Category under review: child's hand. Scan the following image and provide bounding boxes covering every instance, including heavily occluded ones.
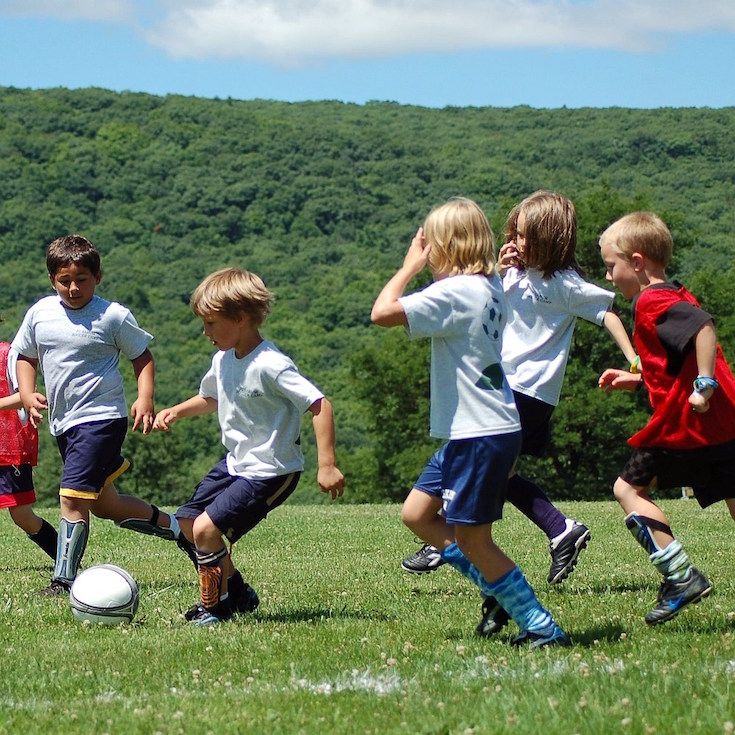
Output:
[497,241,521,276]
[317,464,345,500]
[401,227,431,276]
[130,397,155,434]
[25,392,47,428]
[688,389,711,413]
[598,369,642,392]
[152,407,178,432]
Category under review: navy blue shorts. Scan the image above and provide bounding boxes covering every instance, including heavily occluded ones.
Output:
[513,391,554,457]
[56,418,129,499]
[620,438,735,508]
[177,458,301,543]
[414,432,522,525]
[0,465,35,509]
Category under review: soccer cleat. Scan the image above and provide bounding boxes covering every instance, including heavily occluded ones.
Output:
[476,596,511,637]
[185,600,232,626]
[401,544,446,574]
[547,520,591,584]
[231,582,260,614]
[39,579,71,596]
[644,567,712,625]
[511,622,571,649]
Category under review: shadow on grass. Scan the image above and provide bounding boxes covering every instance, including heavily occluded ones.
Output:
[254,606,398,624]
[568,623,627,646]
[552,581,654,595]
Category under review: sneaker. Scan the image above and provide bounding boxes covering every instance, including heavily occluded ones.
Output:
[476,596,510,637]
[511,622,571,649]
[644,567,712,625]
[401,544,445,574]
[39,580,70,596]
[231,582,260,614]
[547,520,591,584]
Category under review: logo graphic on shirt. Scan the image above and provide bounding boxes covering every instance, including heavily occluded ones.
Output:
[237,386,264,399]
[481,297,503,341]
[528,285,552,304]
[476,363,505,391]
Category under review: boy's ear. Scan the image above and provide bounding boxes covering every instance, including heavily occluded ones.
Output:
[630,252,645,271]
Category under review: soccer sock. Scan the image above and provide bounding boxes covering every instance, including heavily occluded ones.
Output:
[506,474,567,539]
[440,543,482,588]
[196,547,228,610]
[228,569,245,596]
[650,540,691,581]
[27,519,58,560]
[477,566,554,634]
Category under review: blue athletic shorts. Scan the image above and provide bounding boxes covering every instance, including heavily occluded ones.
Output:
[414,432,522,525]
[0,464,35,508]
[177,458,301,543]
[56,417,129,499]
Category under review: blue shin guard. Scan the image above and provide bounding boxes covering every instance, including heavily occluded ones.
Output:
[53,518,88,586]
[624,512,673,555]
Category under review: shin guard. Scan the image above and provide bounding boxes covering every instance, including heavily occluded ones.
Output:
[53,518,88,585]
[117,504,179,541]
[625,513,673,555]
[197,547,227,610]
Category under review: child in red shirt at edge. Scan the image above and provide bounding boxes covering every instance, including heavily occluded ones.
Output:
[599,211,735,625]
[0,340,57,559]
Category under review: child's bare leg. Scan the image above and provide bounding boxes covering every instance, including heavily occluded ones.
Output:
[613,476,675,549]
[400,488,454,550]
[9,504,43,534]
[725,498,735,522]
[454,524,514,583]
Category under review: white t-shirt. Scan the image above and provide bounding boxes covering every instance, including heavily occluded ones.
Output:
[199,340,324,479]
[399,274,520,440]
[501,267,614,406]
[11,294,152,435]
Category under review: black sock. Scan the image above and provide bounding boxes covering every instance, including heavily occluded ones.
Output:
[28,519,58,561]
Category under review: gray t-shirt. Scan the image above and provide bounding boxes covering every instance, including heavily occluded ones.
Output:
[12,294,152,436]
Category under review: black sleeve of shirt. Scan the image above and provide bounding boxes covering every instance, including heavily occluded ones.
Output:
[655,302,713,375]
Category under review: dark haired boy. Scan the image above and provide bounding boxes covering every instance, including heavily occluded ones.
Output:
[12,234,195,594]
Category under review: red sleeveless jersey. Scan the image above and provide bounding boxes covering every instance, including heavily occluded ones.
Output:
[0,342,38,465]
[629,285,735,449]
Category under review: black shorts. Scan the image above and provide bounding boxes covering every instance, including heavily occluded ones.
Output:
[513,391,554,457]
[620,438,735,508]
[0,464,35,509]
[177,458,301,543]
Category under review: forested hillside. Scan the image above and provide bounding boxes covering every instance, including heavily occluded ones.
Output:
[1,87,733,504]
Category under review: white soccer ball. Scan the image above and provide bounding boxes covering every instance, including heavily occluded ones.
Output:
[69,564,139,626]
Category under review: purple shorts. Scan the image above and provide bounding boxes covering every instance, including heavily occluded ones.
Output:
[56,418,129,499]
[0,464,35,508]
[177,458,301,543]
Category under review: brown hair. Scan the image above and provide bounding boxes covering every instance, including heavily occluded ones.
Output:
[46,235,101,277]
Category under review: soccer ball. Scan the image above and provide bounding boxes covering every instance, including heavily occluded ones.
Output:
[69,564,139,626]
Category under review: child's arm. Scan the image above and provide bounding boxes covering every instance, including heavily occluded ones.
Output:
[602,310,638,366]
[153,395,217,432]
[15,356,47,427]
[308,397,344,499]
[688,320,717,414]
[0,393,23,411]
[371,227,431,327]
[598,368,643,393]
[130,349,155,435]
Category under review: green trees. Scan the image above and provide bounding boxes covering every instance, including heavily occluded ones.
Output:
[1,87,733,504]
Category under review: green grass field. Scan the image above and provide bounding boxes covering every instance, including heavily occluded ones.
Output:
[0,500,733,735]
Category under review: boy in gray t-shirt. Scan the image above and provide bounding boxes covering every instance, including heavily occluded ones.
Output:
[13,234,195,595]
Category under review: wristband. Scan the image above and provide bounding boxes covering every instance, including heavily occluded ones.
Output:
[693,376,719,393]
[629,356,641,374]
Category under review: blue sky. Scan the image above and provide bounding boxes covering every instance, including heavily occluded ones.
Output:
[1,1,733,108]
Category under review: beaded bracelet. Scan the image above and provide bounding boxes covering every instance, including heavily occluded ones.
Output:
[629,356,641,374]
[693,376,719,393]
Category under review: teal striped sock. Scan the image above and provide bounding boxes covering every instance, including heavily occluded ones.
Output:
[480,566,553,633]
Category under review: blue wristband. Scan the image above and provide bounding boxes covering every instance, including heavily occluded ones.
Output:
[693,376,719,393]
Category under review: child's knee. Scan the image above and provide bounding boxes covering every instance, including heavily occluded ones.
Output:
[612,477,635,503]
[193,513,220,545]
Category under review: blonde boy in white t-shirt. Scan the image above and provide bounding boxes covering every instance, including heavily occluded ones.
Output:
[154,267,344,626]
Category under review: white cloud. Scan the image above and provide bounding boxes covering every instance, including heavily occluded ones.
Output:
[142,0,735,65]
[0,0,134,22]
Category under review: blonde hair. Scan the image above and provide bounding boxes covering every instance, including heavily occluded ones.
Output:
[599,212,672,267]
[190,267,273,326]
[424,197,495,276]
[506,191,578,278]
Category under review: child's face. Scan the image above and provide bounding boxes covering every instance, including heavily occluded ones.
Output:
[514,211,527,260]
[50,264,100,310]
[201,311,257,355]
[600,240,640,300]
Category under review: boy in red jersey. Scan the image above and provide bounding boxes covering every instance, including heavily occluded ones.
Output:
[599,211,735,625]
[0,341,57,559]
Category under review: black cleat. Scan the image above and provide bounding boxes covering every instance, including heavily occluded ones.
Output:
[644,567,712,625]
[401,544,446,574]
